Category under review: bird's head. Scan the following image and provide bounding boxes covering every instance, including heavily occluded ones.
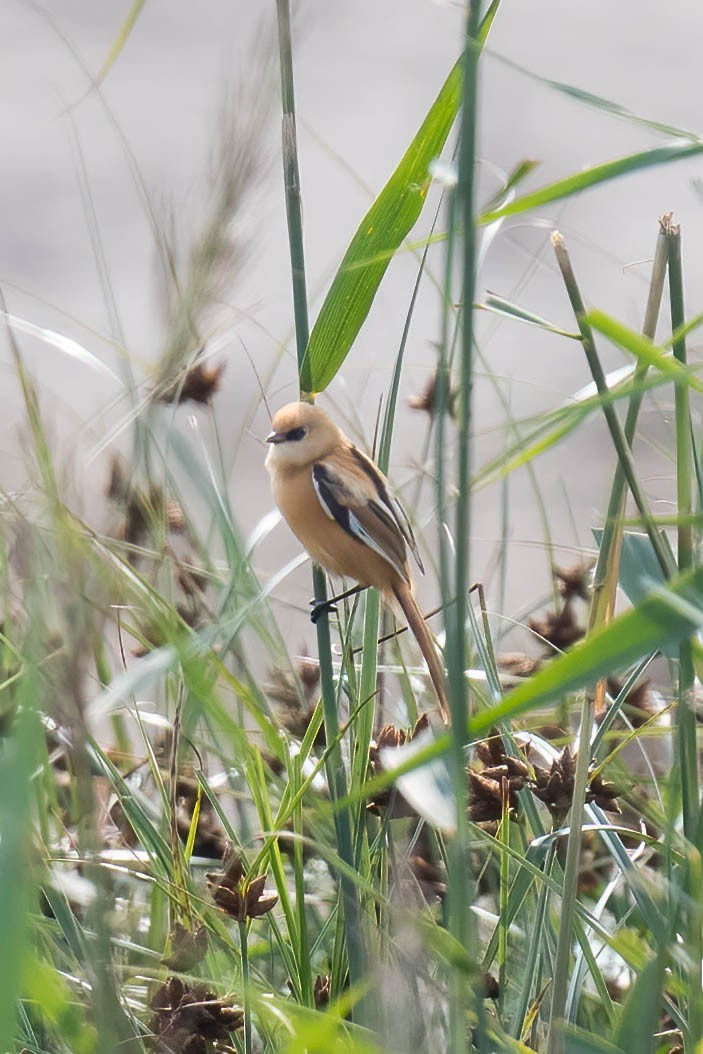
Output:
[265,401,343,468]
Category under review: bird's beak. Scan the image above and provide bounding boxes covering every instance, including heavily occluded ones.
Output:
[266,430,285,444]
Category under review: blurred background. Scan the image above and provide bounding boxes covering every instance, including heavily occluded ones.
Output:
[3,0,703,649]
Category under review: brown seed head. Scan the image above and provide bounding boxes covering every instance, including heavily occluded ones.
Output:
[313,975,331,1008]
[150,977,244,1053]
[160,361,226,405]
[408,370,455,418]
[554,563,592,603]
[162,923,209,971]
[206,853,278,922]
[529,600,584,653]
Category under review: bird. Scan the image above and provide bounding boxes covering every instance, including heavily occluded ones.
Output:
[265,401,449,723]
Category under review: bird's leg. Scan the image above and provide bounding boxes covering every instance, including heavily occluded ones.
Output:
[309,584,366,624]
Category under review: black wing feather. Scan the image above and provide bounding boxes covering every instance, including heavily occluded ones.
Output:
[350,446,424,573]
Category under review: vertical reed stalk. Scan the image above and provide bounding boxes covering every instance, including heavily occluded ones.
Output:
[239,920,252,1054]
[440,3,482,1051]
[666,220,702,1046]
[275,0,367,1017]
[548,228,673,1051]
[589,219,669,630]
[551,233,674,579]
[666,221,698,839]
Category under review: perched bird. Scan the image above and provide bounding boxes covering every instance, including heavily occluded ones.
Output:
[265,401,449,722]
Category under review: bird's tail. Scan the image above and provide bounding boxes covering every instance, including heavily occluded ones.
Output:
[392,581,450,724]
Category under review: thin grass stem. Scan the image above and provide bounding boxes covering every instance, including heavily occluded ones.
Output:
[590,218,669,628]
[275,0,367,1018]
[442,4,483,1052]
[239,919,252,1054]
[666,219,702,1046]
[551,232,675,581]
[666,221,698,833]
[546,230,667,1053]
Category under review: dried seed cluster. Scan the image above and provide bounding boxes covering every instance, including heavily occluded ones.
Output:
[408,370,455,418]
[531,745,619,821]
[162,922,208,972]
[528,563,592,654]
[367,715,430,817]
[206,853,278,922]
[159,361,226,405]
[266,650,323,744]
[150,977,243,1054]
[470,734,620,825]
[469,734,530,823]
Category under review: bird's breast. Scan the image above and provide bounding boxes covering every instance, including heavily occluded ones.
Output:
[270,463,400,590]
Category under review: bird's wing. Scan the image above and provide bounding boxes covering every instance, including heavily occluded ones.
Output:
[312,445,422,583]
[350,446,424,574]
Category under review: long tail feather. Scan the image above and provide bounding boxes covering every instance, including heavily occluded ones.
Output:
[392,581,450,724]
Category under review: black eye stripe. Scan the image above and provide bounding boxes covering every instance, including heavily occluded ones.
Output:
[286,426,306,441]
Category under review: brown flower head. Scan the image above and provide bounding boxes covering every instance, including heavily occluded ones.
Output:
[313,975,331,1008]
[107,467,185,553]
[606,677,656,729]
[497,652,541,678]
[408,370,455,419]
[267,651,323,745]
[150,977,244,1053]
[469,731,530,824]
[175,776,227,860]
[106,456,128,503]
[367,714,430,817]
[162,922,209,971]
[409,853,447,904]
[531,745,577,819]
[482,973,500,1000]
[160,361,226,405]
[206,853,278,922]
[529,600,584,653]
[587,770,620,814]
[531,746,620,820]
[554,563,592,603]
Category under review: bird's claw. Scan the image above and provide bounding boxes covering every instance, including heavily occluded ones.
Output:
[309,598,338,624]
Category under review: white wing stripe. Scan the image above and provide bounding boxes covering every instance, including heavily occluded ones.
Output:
[312,473,337,521]
[312,470,408,580]
[348,511,408,581]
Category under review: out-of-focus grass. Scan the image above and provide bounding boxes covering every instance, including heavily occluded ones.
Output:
[3,3,703,1053]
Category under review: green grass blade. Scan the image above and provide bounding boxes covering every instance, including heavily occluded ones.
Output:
[96,0,148,85]
[479,141,703,225]
[470,562,703,734]
[0,669,41,1049]
[613,956,665,1054]
[301,58,463,394]
[482,293,581,339]
[562,1027,626,1054]
[586,309,703,394]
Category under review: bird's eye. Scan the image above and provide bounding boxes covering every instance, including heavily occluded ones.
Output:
[286,426,306,441]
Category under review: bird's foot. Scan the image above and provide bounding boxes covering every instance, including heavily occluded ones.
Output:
[309,598,338,624]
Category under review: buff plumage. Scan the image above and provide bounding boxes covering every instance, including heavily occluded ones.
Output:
[265,402,448,722]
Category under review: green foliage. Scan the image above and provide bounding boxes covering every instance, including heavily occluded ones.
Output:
[300,57,463,395]
[5,3,703,1053]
